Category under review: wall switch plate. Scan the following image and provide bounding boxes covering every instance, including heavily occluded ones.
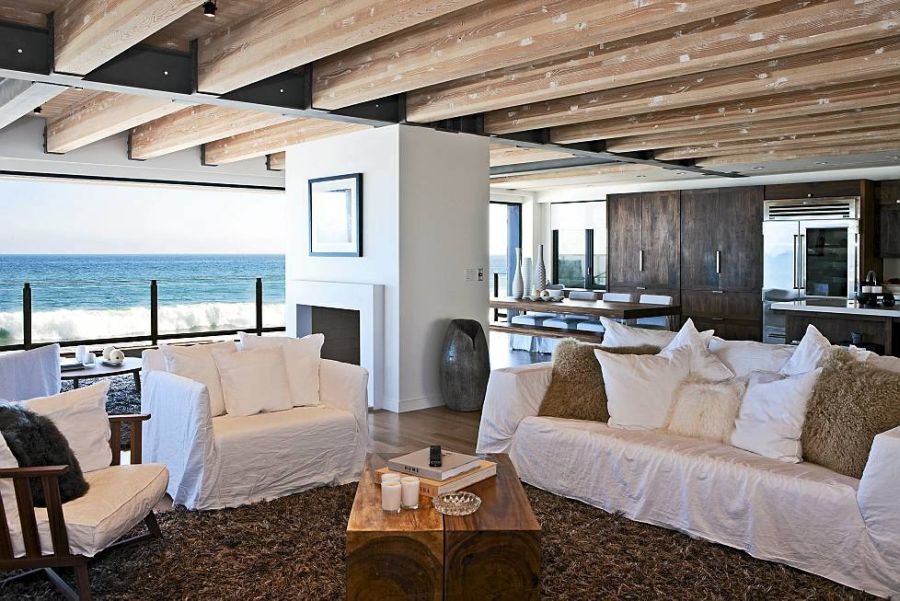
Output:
[477,268,484,282]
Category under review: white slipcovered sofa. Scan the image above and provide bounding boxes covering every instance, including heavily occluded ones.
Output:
[477,355,900,598]
[141,348,368,510]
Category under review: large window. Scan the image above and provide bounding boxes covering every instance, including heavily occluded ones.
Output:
[550,202,607,289]
[489,202,522,296]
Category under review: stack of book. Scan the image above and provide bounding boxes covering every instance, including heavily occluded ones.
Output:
[377,448,497,497]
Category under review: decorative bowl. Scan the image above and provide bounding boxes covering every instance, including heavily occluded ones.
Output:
[433,491,481,516]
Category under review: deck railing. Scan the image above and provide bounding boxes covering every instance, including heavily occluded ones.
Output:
[3,277,285,352]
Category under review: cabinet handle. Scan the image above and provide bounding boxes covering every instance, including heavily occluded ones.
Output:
[792,234,800,289]
[636,286,647,291]
[711,290,724,294]
[715,250,721,274]
[638,249,644,272]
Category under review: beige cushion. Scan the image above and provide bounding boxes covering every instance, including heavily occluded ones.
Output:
[213,347,293,417]
[161,341,237,417]
[708,338,795,377]
[20,382,112,472]
[803,350,900,479]
[35,463,169,557]
[238,333,324,406]
[538,340,659,422]
[664,376,747,444]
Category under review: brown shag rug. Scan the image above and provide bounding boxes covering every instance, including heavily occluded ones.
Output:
[0,484,872,600]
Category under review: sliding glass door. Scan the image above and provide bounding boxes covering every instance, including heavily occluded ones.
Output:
[489,202,522,296]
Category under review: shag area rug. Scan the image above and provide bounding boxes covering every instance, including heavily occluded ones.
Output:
[1,484,872,600]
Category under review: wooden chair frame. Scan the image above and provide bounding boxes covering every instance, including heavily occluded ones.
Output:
[0,414,161,601]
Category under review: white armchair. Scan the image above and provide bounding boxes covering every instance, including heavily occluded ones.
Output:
[141,349,368,510]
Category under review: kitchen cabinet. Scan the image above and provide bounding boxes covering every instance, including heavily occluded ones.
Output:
[764,180,864,200]
[680,187,764,340]
[878,180,900,258]
[608,191,680,296]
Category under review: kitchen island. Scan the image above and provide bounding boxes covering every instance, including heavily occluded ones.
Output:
[771,299,900,356]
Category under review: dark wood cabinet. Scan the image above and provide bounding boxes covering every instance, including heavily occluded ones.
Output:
[764,180,864,200]
[680,187,763,340]
[878,180,900,258]
[608,191,680,295]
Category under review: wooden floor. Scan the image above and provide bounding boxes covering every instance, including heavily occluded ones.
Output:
[367,332,548,456]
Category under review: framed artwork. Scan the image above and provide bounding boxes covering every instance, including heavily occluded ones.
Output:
[308,173,363,257]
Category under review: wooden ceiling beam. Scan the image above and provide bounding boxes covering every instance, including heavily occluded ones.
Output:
[697,144,900,167]
[46,92,187,154]
[313,0,777,111]
[654,128,900,160]
[196,0,482,95]
[202,119,370,165]
[607,104,900,153]
[491,163,659,185]
[0,79,63,129]
[489,144,573,167]
[129,106,292,160]
[552,77,900,143]
[53,0,199,76]
[486,38,900,134]
[267,152,286,171]
[408,0,900,123]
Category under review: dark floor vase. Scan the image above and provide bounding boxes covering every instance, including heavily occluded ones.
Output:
[440,320,491,412]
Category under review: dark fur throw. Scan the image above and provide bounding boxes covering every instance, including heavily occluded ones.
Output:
[0,405,89,506]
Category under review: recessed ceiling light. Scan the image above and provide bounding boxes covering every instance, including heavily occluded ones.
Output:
[635,174,647,178]
[203,0,217,17]
[890,155,900,160]
[752,166,765,171]
[815,161,829,165]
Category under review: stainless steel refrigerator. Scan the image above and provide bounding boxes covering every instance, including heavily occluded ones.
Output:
[762,198,860,343]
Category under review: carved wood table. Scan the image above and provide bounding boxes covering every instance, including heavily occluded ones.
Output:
[346,453,541,601]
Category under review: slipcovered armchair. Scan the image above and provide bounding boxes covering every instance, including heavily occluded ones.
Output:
[0,414,168,601]
[141,349,368,510]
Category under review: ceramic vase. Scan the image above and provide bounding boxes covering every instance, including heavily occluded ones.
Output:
[534,244,547,293]
[512,248,525,299]
[522,257,533,298]
[439,320,491,411]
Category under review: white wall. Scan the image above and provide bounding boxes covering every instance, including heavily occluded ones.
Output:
[286,125,489,412]
[0,116,284,189]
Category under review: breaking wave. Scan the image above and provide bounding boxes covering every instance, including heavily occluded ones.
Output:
[0,302,285,344]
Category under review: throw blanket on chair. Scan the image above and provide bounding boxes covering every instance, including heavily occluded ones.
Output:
[0,344,61,402]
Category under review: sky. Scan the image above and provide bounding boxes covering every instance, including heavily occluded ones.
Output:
[0,177,288,254]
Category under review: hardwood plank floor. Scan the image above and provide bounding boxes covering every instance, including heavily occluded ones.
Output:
[368,406,482,455]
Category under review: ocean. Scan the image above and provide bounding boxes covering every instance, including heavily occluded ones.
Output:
[0,254,285,345]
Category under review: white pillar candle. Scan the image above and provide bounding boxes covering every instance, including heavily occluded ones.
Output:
[381,472,401,485]
[401,476,420,509]
[382,481,402,512]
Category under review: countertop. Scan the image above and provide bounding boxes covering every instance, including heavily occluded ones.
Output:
[771,300,900,318]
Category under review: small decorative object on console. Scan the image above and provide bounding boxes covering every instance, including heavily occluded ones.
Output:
[434,491,481,516]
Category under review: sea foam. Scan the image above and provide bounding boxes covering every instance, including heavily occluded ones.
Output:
[0,302,285,343]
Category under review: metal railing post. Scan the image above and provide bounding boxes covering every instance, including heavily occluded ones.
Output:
[150,280,159,346]
[493,273,500,321]
[255,277,264,336]
[22,283,32,350]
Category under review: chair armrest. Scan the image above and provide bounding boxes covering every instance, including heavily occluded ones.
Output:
[140,371,215,508]
[857,425,900,566]
[0,465,68,478]
[476,362,552,454]
[108,414,151,466]
[0,465,70,558]
[319,359,369,434]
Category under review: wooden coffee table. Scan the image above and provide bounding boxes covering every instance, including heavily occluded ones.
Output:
[346,453,540,601]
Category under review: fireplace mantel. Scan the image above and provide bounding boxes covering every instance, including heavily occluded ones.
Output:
[286,280,384,408]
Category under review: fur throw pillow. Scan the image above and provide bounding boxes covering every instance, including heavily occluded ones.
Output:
[0,404,89,506]
[538,339,660,422]
[802,349,900,479]
[664,376,747,444]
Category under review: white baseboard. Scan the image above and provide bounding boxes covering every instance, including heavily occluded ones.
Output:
[397,394,444,413]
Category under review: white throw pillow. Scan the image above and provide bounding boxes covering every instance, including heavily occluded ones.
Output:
[600,317,714,349]
[730,369,822,463]
[779,325,832,376]
[595,346,692,431]
[708,338,795,378]
[664,376,747,444]
[238,332,324,406]
[161,341,237,417]
[213,347,293,417]
[21,381,112,472]
[0,435,25,556]
[660,319,733,381]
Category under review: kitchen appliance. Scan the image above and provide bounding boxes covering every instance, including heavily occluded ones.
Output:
[762,197,860,343]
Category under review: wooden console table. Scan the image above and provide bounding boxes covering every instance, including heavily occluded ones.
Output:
[346,454,540,601]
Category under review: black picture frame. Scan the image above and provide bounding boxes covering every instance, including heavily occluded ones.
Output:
[308,173,363,257]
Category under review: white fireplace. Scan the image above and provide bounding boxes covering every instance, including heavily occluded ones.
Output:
[286,280,384,407]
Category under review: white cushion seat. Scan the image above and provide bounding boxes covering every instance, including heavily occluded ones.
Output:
[542,315,591,330]
[575,320,605,333]
[36,464,168,557]
[510,312,557,326]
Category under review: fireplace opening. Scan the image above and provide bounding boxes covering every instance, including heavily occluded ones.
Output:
[297,305,361,365]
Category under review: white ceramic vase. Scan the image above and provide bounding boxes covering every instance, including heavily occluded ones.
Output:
[512,248,525,299]
[534,244,547,293]
[522,257,533,298]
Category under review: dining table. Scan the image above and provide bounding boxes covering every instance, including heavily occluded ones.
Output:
[489,296,681,320]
